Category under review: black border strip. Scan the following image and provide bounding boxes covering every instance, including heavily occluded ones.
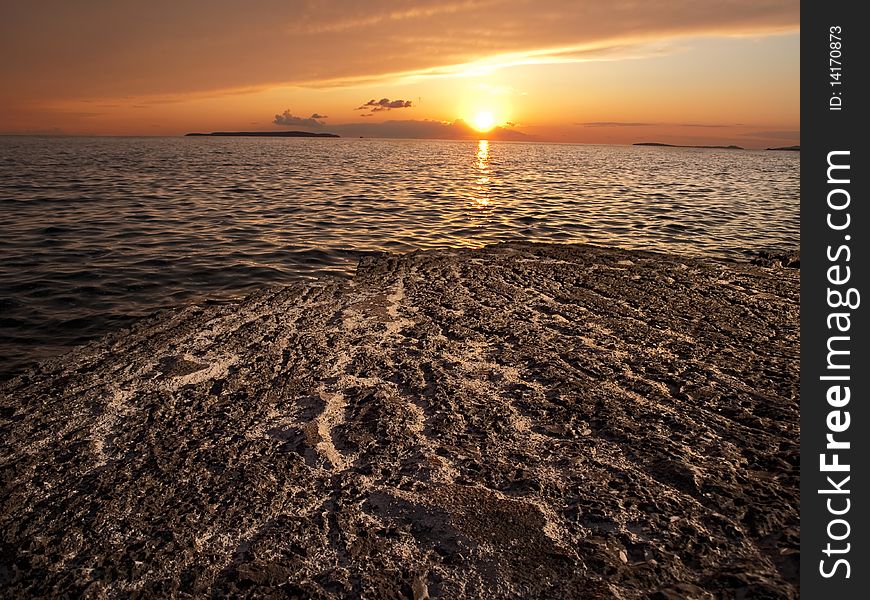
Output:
[801,1,869,595]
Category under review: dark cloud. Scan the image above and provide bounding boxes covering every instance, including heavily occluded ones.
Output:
[355,98,414,114]
[273,109,326,127]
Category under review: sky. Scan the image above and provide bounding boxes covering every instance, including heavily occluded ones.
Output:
[0,1,799,147]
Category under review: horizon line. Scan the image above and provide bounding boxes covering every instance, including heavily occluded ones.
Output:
[0,133,799,150]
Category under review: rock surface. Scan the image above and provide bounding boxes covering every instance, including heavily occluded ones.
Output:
[0,242,799,599]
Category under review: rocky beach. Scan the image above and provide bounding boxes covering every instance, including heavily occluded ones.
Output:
[0,242,799,598]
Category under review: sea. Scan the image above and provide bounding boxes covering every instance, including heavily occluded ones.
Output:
[0,136,799,378]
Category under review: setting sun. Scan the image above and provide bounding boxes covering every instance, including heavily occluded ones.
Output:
[471,111,496,132]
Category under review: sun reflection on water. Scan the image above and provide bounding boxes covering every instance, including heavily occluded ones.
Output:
[474,139,491,207]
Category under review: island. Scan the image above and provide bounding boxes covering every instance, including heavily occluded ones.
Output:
[0,243,799,598]
[634,142,744,150]
[766,145,800,151]
[185,131,340,138]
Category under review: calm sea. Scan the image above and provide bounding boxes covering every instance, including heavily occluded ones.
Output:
[0,136,799,378]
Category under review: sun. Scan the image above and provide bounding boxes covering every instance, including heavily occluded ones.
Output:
[471,110,496,132]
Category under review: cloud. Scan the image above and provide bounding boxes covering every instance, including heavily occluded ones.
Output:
[273,109,326,127]
[0,1,799,100]
[355,98,414,114]
[676,123,731,128]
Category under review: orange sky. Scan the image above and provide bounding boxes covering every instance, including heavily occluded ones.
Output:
[0,1,799,147]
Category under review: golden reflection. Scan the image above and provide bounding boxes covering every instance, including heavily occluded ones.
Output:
[476,139,489,168]
[474,139,491,207]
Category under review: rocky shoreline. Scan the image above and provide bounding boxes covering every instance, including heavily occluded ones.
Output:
[0,242,799,598]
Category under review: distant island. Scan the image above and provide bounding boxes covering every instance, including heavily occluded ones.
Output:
[634,142,744,150]
[766,145,800,151]
[185,131,339,138]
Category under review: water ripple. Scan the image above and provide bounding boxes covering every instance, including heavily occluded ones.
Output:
[0,136,798,377]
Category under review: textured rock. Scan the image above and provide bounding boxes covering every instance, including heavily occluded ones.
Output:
[0,242,799,598]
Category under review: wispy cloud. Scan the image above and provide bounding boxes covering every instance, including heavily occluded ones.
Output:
[581,122,654,127]
[581,121,738,128]
[376,41,679,87]
[739,130,800,139]
[295,1,500,35]
[677,123,731,128]
[0,1,799,99]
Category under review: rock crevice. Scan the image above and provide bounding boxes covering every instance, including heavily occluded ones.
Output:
[0,242,799,598]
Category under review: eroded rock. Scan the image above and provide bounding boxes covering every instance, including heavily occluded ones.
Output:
[0,242,799,598]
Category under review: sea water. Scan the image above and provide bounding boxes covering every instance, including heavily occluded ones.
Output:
[0,136,799,376]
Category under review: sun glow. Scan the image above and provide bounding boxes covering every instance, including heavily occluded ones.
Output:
[471,111,496,132]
